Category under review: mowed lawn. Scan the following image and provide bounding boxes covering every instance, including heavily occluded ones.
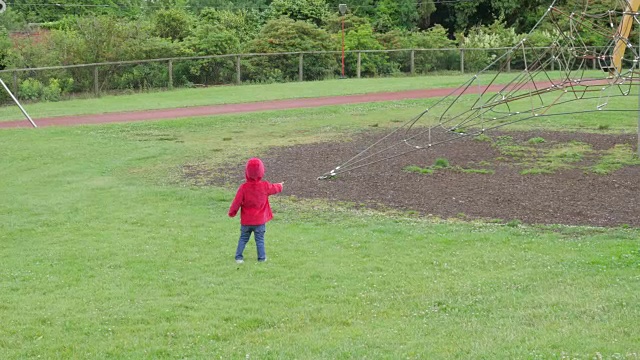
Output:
[1,78,639,359]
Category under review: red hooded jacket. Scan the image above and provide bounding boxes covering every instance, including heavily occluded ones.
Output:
[228,158,283,225]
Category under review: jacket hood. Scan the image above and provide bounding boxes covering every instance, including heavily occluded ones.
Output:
[245,158,264,181]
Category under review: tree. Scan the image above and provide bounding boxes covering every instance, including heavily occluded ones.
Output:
[430,0,552,35]
[265,0,331,27]
[9,0,146,23]
[342,23,397,76]
[246,17,336,81]
[198,8,262,44]
[181,22,242,84]
[0,27,19,70]
[186,0,270,13]
[152,8,194,41]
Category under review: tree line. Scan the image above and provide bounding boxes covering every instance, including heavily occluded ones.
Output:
[0,0,619,101]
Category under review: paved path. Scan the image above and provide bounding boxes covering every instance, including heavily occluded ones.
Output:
[0,85,507,129]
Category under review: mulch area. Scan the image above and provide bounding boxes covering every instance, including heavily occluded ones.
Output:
[186,129,640,227]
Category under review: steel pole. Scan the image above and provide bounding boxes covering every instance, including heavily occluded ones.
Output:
[0,79,37,128]
[341,18,345,78]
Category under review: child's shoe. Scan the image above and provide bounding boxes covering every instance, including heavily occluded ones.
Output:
[236,259,244,264]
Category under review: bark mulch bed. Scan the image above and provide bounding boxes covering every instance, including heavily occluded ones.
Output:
[186,129,640,228]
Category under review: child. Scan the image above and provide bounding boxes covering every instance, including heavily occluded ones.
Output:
[228,158,283,264]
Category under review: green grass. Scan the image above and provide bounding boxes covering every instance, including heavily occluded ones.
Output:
[0,73,509,122]
[405,157,495,175]
[1,70,618,123]
[591,144,640,174]
[486,135,639,175]
[1,82,640,358]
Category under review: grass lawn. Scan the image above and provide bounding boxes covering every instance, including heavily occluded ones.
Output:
[0,70,608,122]
[1,79,639,358]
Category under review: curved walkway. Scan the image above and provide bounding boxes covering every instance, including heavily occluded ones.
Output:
[0,84,508,129]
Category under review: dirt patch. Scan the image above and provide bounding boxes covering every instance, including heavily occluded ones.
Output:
[187,129,640,227]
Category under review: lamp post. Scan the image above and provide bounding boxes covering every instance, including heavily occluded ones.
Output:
[339,4,347,78]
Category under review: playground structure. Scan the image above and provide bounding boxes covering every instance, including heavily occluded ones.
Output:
[319,0,640,179]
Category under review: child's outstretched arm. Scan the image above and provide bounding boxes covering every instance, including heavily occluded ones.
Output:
[267,182,283,195]
[228,186,244,217]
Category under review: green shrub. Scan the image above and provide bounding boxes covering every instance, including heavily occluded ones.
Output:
[19,78,45,100]
[246,17,335,82]
[42,78,62,101]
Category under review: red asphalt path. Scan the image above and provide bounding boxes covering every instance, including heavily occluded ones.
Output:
[0,84,509,129]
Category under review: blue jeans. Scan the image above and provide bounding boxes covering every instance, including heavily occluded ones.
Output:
[235,224,266,261]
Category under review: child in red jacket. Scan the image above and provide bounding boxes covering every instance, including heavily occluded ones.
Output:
[229,158,283,263]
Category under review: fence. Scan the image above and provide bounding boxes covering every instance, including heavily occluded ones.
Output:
[0,46,605,101]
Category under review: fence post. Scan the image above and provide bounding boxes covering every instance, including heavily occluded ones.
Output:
[410,50,415,75]
[460,48,465,73]
[299,53,304,82]
[236,56,241,85]
[12,71,18,95]
[94,65,100,96]
[505,50,511,72]
[357,51,362,78]
[168,59,173,89]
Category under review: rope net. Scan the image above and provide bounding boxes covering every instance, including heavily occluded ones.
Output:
[318,0,640,179]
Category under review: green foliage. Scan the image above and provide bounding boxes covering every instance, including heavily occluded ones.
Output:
[152,8,194,41]
[182,23,241,85]
[323,13,371,34]
[187,0,270,13]
[343,23,397,77]
[370,0,420,32]
[435,0,551,34]
[266,0,331,27]
[409,25,458,73]
[0,27,19,71]
[0,8,27,31]
[459,19,523,72]
[42,78,63,101]
[198,8,262,44]
[18,78,44,100]
[12,0,146,23]
[18,77,68,101]
[45,17,183,92]
[246,17,335,82]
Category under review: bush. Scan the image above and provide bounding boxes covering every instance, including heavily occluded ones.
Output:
[18,77,71,102]
[409,25,458,73]
[19,78,44,100]
[42,78,62,101]
[342,23,395,77]
[246,17,335,82]
[459,20,523,72]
